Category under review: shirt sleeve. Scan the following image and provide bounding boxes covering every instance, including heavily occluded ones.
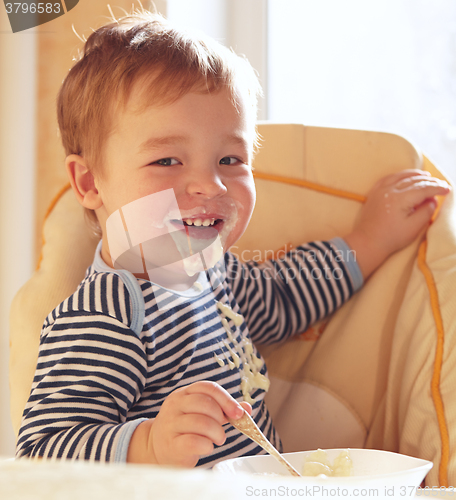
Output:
[225,238,363,346]
[329,237,364,292]
[15,310,148,462]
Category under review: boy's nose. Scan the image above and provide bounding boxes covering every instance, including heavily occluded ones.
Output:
[186,168,228,199]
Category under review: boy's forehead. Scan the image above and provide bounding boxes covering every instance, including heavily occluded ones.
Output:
[117,79,254,128]
[105,81,256,153]
[122,71,252,114]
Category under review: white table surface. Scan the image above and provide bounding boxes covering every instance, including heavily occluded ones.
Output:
[1,457,453,499]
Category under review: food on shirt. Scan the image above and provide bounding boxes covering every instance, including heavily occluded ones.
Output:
[216,301,244,326]
[302,449,353,477]
[213,352,225,367]
[216,301,270,404]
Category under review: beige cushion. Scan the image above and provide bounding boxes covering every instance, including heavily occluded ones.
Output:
[235,124,454,487]
[9,123,455,486]
[9,186,99,437]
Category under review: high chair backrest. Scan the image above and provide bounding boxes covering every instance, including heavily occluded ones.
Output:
[10,123,456,486]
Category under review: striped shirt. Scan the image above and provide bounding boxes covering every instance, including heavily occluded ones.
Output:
[16,238,362,467]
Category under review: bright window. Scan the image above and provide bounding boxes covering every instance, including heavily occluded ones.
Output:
[267,0,456,179]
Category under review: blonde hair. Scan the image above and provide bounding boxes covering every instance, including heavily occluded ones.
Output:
[57,8,262,232]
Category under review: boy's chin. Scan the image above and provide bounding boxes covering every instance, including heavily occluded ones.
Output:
[142,237,225,288]
[182,245,223,276]
[142,265,197,290]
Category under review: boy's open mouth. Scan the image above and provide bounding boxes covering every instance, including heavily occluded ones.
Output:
[170,218,225,239]
[182,218,221,227]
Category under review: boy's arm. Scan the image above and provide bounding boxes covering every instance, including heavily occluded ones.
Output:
[226,170,450,346]
[17,309,252,467]
[16,309,148,462]
[226,239,357,346]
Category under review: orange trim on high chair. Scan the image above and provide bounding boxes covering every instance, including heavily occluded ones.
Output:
[417,239,450,487]
[253,171,367,203]
[254,170,450,487]
[36,183,72,271]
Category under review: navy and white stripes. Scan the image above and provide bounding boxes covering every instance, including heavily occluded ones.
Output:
[16,238,361,467]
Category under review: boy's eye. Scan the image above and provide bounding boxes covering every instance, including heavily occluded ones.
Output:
[220,156,241,166]
[154,158,179,166]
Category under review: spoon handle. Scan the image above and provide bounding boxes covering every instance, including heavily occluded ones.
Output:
[227,411,301,477]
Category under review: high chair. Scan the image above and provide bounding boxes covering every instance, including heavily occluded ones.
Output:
[9,123,456,487]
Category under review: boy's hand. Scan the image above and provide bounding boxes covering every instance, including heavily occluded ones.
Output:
[344,170,451,279]
[127,381,252,467]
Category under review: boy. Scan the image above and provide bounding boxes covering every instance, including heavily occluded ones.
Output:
[16,9,450,468]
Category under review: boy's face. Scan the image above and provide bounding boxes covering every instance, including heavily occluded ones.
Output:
[94,81,256,282]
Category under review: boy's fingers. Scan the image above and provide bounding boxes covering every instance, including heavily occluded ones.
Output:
[408,198,438,229]
[240,401,252,416]
[179,393,226,423]
[175,413,227,446]
[379,169,431,188]
[175,434,215,464]
[393,177,451,193]
[400,185,450,212]
[413,197,438,214]
[185,381,244,420]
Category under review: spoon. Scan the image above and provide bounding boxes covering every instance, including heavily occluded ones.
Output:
[227,409,301,477]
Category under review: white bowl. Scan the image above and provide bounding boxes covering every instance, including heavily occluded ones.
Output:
[213,449,432,491]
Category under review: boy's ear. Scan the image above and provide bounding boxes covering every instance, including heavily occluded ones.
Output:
[66,154,103,210]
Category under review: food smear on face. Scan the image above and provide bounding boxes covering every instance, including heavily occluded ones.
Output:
[302,449,353,477]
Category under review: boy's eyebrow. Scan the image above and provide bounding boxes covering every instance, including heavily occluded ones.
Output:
[227,134,249,150]
[138,135,188,153]
[138,134,249,153]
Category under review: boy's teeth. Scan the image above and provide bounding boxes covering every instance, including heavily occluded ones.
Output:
[184,218,217,226]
